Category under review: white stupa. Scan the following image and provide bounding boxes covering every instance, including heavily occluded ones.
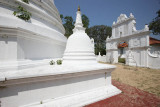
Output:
[63,6,96,65]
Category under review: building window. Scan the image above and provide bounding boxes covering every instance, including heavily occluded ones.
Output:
[120,48,123,55]
[120,32,122,37]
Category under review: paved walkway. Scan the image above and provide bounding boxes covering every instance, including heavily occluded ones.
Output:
[85,80,160,107]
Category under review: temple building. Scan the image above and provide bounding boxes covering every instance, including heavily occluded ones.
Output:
[106,13,160,69]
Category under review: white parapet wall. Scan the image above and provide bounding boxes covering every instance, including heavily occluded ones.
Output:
[96,55,107,63]
[147,49,160,69]
[0,64,121,107]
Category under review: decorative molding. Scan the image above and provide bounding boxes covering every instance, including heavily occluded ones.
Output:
[30,0,61,23]
[0,68,114,86]
[106,49,118,51]
[129,46,150,50]
[133,38,140,47]
[0,0,65,34]
[141,37,146,47]
[147,49,159,58]
[106,30,150,42]
[0,26,66,46]
[112,17,135,27]
[15,0,65,34]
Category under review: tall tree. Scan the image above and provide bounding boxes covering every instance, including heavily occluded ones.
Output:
[82,14,89,29]
[149,9,160,35]
[87,25,112,55]
[60,14,64,22]
[61,15,74,38]
[60,14,90,38]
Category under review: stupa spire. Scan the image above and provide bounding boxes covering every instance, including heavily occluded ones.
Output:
[73,6,85,32]
[78,5,80,11]
[75,6,82,26]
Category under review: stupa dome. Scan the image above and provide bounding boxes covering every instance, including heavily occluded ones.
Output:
[63,6,96,64]
[65,31,93,52]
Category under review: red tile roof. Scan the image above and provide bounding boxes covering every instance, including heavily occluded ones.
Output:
[117,37,160,48]
[150,37,160,45]
[118,42,128,48]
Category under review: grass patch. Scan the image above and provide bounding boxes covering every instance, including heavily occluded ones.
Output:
[118,57,125,64]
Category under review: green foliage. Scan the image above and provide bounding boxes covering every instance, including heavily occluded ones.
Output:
[22,0,29,4]
[13,6,31,21]
[57,60,62,65]
[49,60,55,65]
[40,101,43,104]
[60,14,89,38]
[60,14,63,20]
[95,45,106,56]
[82,14,89,29]
[149,10,160,35]
[118,57,126,64]
[87,25,112,55]
[60,14,111,55]
[61,15,74,38]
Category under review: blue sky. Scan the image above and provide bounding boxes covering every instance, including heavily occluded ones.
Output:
[54,0,160,39]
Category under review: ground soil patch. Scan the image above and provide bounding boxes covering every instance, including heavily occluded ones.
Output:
[112,63,160,97]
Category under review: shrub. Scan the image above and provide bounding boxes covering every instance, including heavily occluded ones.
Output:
[22,0,29,4]
[49,60,55,65]
[118,57,125,64]
[13,6,31,21]
[57,60,62,65]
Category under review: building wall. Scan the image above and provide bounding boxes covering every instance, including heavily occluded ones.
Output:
[148,44,160,69]
[148,54,160,69]
[150,44,160,55]
[0,35,17,61]
[17,36,65,60]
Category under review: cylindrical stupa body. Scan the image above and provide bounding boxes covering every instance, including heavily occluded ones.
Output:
[0,0,66,61]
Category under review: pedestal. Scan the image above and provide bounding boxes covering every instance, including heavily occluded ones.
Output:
[0,64,121,107]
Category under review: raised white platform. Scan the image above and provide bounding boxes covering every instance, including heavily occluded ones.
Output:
[0,59,56,72]
[22,86,120,107]
[0,63,121,107]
